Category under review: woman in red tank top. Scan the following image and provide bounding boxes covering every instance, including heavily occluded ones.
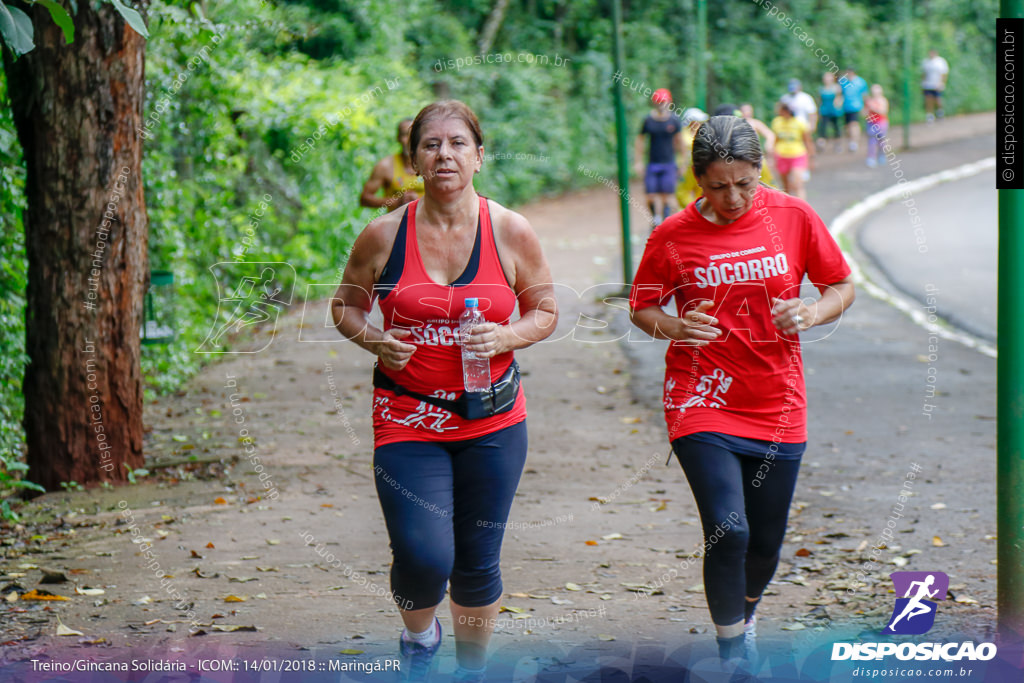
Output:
[333,101,557,682]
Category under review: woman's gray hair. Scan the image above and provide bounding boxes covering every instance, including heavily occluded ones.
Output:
[691,115,763,178]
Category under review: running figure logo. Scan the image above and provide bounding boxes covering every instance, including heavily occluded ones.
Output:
[196,262,295,354]
[883,571,949,635]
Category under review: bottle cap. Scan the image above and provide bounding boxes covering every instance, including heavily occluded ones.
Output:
[464,297,478,308]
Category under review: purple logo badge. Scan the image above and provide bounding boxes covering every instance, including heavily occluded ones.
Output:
[883,571,949,635]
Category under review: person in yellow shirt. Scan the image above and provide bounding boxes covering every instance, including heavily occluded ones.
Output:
[675,108,708,210]
[360,119,425,212]
[770,102,814,200]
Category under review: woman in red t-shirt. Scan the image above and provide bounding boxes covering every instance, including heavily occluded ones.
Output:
[629,116,855,662]
[333,101,557,682]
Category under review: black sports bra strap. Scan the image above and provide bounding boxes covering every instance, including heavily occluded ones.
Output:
[375,206,409,300]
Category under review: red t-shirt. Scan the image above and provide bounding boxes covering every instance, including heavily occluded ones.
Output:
[629,186,850,444]
[372,198,526,447]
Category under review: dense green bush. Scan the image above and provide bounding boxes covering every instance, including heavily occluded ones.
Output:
[0,74,30,496]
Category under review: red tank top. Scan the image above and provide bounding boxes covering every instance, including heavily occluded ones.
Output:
[372,197,526,447]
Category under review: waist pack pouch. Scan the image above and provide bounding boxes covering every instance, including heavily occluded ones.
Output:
[373,360,520,420]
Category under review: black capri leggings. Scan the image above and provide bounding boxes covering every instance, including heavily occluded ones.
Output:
[373,421,528,611]
[672,433,805,626]
[818,114,843,140]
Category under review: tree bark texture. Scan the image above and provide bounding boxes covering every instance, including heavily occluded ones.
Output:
[5,1,147,489]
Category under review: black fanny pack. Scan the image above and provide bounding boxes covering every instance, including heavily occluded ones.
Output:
[372,360,520,420]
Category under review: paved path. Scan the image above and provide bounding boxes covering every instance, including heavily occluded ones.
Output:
[859,168,997,342]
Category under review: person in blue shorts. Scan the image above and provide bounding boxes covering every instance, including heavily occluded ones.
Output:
[635,88,684,227]
[840,67,869,152]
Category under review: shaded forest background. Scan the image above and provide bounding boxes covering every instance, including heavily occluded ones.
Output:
[0,0,997,492]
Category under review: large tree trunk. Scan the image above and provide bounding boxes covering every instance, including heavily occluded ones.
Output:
[4,2,147,489]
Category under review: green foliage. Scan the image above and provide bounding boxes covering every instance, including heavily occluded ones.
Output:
[107,0,149,38]
[0,71,31,499]
[0,2,35,57]
[141,0,428,389]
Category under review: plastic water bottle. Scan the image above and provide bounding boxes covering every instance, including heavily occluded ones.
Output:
[460,298,491,392]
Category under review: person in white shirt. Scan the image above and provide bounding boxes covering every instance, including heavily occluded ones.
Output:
[921,49,950,122]
[780,79,818,132]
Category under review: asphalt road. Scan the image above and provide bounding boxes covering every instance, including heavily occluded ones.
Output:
[858,168,997,342]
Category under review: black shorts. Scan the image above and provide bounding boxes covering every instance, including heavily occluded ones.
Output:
[922,88,944,99]
[843,111,861,125]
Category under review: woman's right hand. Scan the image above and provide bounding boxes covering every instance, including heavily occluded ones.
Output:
[376,328,417,371]
[670,299,721,345]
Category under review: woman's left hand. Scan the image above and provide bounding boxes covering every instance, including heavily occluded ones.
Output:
[462,322,511,359]
[771,297,814,335]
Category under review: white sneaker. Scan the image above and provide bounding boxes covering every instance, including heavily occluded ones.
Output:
[743,615,759,661]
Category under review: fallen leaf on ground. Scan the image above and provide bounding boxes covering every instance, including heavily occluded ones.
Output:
[266,539,280,546]
[193,567,218,579]
[601,533,624,541]
[339,649,365,655]
[206,542,216,549]
[795,548,812,557]
[621,582,663,596]
[598,634,616,641]
[74,586,105,596]
[620,417,642,424]
[210,624,259,632]
[56,619,84,637]
[508,592,530,598]
[21,589,69,601]
[954,596,979,604]
[224,595,247,603]
[40,568,68,584]
[228,576,257,583]
[190,550,203,559]
[932,536,947,547]
[214,497,228,505]
[585,540,599,546]
[930,503,947,510]
[551,597,573,605]
[781,622,806,631]
[565,582,583,591]
[499,606,524,613]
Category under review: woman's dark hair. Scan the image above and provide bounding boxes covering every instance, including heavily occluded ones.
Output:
[691,115,763,179]
[409,100,484,156]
